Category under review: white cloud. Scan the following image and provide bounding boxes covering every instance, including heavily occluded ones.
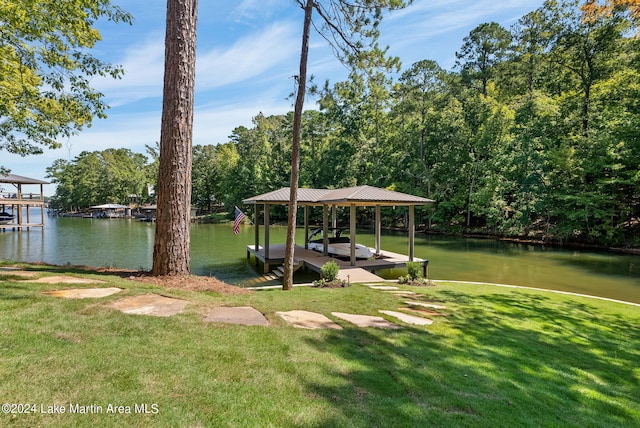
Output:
[230,0,290,24]
[380,0,544,69]
[94,21,300,107]
[91,35,165,106]
[197,22,299,90]
[193,98,291,145]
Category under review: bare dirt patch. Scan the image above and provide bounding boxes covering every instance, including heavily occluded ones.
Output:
[13,264,250,295]
[126,274,251,294]
[83,267,251,294]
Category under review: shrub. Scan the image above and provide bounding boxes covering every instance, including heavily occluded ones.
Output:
[398,274,411,284]
[314,261,348,287]
[406,262,423,280]
[399,262,434,286]
[398,274,434,287]
[321,260,339,282]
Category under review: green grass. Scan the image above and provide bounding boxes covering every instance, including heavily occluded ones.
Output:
[0,263,639,427]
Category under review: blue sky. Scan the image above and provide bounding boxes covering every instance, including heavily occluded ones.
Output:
[6,0,545,195]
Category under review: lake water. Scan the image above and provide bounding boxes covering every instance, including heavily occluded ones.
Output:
[1,214,639,303]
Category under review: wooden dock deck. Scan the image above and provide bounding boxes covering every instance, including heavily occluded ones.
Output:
[246,244,427,284]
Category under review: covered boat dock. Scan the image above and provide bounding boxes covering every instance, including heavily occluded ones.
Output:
[242,185,434,281]
[0,174,48,231]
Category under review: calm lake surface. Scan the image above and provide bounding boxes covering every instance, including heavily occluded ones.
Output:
[1,214,639,303]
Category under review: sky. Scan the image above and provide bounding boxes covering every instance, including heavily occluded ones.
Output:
[4,0,546,196]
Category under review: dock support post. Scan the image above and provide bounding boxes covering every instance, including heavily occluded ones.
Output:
[375,204,381,256]
[40,184,45,227]
[331,205,337,229]
[264,203,270,260]
[350,204,356,266]
[304,205,309,249]
[322,205,328,256]
[254,203,259,251]
[408,205,415,261]
[16,184,23,228]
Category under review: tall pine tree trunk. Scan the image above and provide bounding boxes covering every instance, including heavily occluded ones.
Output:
[283,0,313,290]
[152,0,198,276]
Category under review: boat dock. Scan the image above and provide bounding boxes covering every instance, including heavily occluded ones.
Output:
[1,174,48,231]
[247,244,428,283]
[241,185,433,284]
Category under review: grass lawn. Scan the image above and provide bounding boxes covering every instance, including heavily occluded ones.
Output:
[0,263,639,427]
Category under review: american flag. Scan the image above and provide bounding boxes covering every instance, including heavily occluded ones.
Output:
[233,206,246,235]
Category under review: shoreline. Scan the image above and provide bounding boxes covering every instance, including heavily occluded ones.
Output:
[4,260,638,305]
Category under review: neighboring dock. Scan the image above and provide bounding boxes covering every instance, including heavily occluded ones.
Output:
[247,244,428,283]
[0,173,48,231]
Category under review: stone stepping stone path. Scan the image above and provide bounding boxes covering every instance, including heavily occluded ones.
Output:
[43,287,122,299]
[331,312,400,329]
[404,301,447,310]
[22,275,106,284]
[367,285,399,290]
[205,306,269,326]
[401,307,447,317]
[275,310,342,330]
[383,290,417,295]
[379,310,433,326]
[109,294,189,317]
[0,269,38,277]
[33,274,443,327]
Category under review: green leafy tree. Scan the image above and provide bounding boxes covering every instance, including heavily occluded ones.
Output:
[46,148,152,210]
[283,0,409,290]
[545,0,628,136]
[455,22,512,97]
[391,60,448,201]
[0,0,131,165]
[503,10,553,98]
[192,144,219,213]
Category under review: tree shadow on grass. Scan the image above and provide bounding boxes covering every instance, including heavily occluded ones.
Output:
[297,291,640,427]
[0,281,41,300]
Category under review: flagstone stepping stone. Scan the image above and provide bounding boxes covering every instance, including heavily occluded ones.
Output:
[275,310,342,330]
[109,294,188,317]
[404,301,447,310]
[0,270,38,277]
[43,287,122,299]
[383,290,417,295]
[401,307,447,317]
[204,306,269,326]
[367,285,399,290]
[331,312,400,329]
[379,310,433,326]
[22,275,106,284]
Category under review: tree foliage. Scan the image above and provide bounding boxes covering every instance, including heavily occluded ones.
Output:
[0,0,132,161]
[46,148,154,210]
[49,1,640,248]
[281,0,409,290]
